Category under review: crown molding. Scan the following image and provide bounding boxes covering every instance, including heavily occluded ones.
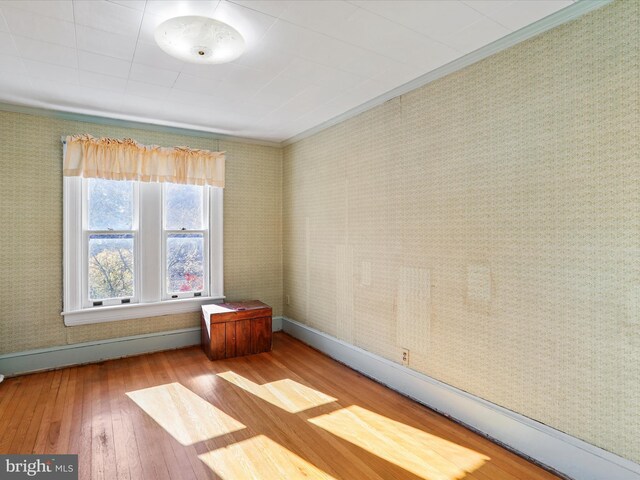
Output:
[0,101,282,148]
[282,0,613,147]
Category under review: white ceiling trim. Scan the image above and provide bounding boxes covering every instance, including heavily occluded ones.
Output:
[0,100,282,148]
[282,0,613,147]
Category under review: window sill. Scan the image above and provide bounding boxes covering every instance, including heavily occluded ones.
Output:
[62,296,225,326]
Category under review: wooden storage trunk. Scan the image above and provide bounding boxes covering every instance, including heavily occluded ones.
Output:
[201,300,272,360]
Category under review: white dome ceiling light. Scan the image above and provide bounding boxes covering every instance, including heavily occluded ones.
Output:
[154,16,245,65]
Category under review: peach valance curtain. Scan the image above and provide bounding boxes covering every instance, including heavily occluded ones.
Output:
[63,134,225,187]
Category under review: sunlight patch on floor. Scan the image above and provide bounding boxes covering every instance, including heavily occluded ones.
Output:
[199,434,336,480]
[309,405,489,480]
[126,382,245,445]
[217,371,337,413]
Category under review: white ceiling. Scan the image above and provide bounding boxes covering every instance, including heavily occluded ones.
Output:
[0,0,574,143]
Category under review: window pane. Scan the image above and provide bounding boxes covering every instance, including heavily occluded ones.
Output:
[164,183,204,230]
[88,179,134,230]
[166,233,204,294]
[89,234,134,300]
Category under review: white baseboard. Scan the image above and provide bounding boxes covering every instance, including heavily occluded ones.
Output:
[0,316,284,377]
[272,315,283,332]
[281,317,640,480]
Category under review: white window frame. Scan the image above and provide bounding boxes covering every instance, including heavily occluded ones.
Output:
[62,176,224,326]
[162,183,209,301]
[82,179,140,308]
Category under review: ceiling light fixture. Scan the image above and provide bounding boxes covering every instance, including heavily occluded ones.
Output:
[154,16,245,65]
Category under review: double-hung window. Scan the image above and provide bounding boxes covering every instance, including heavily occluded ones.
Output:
[163,183,208,299]
[62,135,225,326]
[85,178,138,307]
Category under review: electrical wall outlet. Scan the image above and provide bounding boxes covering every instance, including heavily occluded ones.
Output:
[286,295,290,305]
[401,348,409,366]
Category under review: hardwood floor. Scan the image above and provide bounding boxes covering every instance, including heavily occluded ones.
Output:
[0,332,560,480]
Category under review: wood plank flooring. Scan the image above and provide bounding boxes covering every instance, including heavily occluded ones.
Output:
[0,332,560,480]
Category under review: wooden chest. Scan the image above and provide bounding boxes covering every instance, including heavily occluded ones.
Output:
[201,300,272,360]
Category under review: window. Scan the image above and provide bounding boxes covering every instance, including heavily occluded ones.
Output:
[86,178,137,306]
[163,183,208,299]
[63,177,223,326]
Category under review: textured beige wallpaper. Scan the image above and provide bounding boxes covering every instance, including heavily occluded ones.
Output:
[0,110,282,352]
[284,0,639,463]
